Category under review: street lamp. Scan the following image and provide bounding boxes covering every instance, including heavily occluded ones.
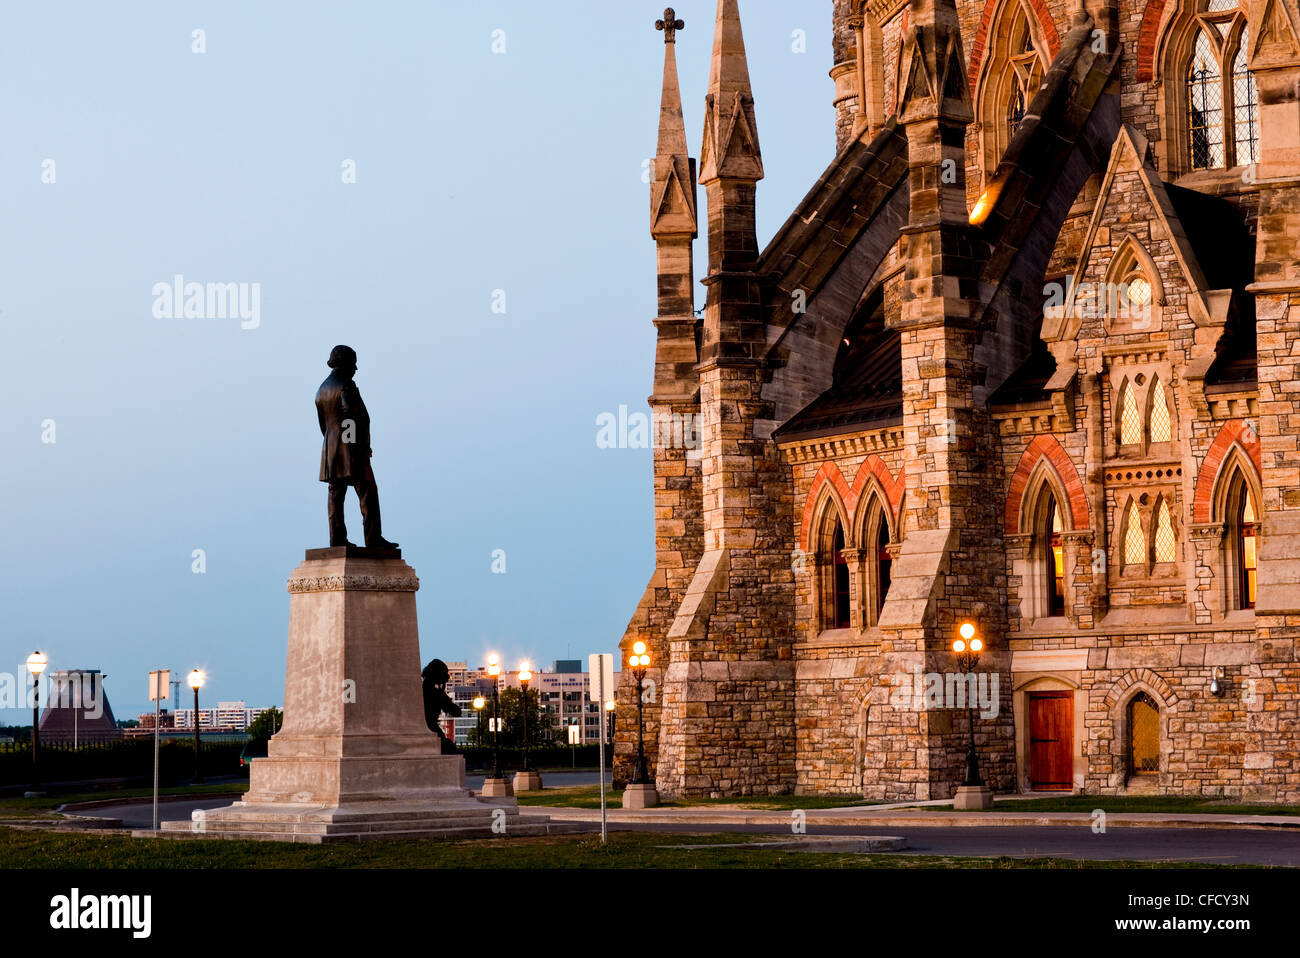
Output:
[482,654,511,797]
[518,662,533,773]
[629,642,651,784]
[188,669,205,785]
[952,622,987,794]
[472,695,486,748]
[25,652,47,798]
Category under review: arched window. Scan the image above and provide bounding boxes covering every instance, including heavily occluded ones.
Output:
[1223,468,1258,610]
[1006,20,1040,140]
[1128,692,1161,777]
[1045,492,1065,616]
[1149,378,1173,443]
[1119,381,1143,447]
[832,523,851,629]
[1154,496,1177,564]
[976,0,1047,178]
[875,517,892,618]
[1182,0,1259,171]
[1123,501,1146,568]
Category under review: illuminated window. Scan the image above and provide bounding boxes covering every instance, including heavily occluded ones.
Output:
[1154,498,1177,564]
[1129,692,1160,776]
[1226,470,1258,611]
[1124,501,1147,567]
[1046,493,1065,616]
[1149,380,1172,443]
[1120,382,1143,446]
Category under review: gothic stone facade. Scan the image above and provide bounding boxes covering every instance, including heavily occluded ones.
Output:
[616,0,1300,802]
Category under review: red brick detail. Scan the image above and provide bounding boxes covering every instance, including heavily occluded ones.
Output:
[968,0,1062,93]
[1136,0,1170,83]
[1192,420,1263,523]
[849,455,906,528]
[801,462,854,547]
[1004,435,1089,534]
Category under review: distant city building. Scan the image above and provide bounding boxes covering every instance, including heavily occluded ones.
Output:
[137,709,175,730]
[172,701,272,731]
[38,670,124,745]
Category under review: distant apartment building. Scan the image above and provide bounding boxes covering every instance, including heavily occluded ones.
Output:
[172,701,271,731]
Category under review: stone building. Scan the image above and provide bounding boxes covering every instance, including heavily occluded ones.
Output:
[616,0,1300,801]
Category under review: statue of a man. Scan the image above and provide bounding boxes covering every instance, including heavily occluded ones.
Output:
[315,345,399,550]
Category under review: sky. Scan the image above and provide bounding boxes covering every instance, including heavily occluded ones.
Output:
[1,0,834,721]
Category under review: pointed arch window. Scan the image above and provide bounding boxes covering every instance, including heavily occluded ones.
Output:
[1154,497,1177,564]
[1224,468,1259,611]
[875,517,892,618]
[1149,379,1172,443]
[832,523,851,629]
[1128,692,1161,776]
[1124,501,1146,567]
[1046,493,1065,616]
[978,0,1046,177]
[1183,2,1258,171]
[1119,382,1143,447]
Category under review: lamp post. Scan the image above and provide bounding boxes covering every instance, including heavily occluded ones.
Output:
[951,622,994,809]
[513,662,542,792]
[622,642,659,809]
[188,669,205,785]
[25,652,47,798]
[629,642,650,784]
[482,654,511,798]
[472,695,486,749]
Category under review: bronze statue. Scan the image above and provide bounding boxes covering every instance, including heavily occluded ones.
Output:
[421,659,462,752]
[316,345,399,551]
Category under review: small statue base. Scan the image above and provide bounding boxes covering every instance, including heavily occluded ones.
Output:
[953,785,995,810]
[513,770,543,793]
[622,783,659,809]
[481,777,514,798]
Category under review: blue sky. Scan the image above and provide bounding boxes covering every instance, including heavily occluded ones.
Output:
[1,0,833,720]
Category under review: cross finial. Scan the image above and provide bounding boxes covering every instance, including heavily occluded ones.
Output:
[656,8,684,44]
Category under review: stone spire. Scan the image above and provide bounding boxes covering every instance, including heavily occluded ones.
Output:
[650,7,698,400]
[698,0,763,190]
[699,0,764,364]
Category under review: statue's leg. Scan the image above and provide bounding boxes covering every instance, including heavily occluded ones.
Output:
[327,480,349,546]
[355,474,383,546]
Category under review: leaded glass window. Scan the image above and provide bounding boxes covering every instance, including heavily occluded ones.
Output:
[1188,30,1225,169]
[1149,379,1172,443]
[1154,498,1177,563]
[1124,502,1146,567]
[1120,382,1143,446]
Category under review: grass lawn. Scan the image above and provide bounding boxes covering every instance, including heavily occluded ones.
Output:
[0,827,1243,869]
[516,785,883,811]
[0,783,248,820]
[914,796,1300,816]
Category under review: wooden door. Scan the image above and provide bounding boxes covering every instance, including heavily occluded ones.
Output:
[1028,692,1073,790]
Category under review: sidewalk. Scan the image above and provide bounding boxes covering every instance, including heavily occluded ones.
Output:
[516,798,1300,831]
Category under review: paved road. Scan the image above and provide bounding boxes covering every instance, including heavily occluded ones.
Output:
[70,796,1300,864]
[599,822,1300,866]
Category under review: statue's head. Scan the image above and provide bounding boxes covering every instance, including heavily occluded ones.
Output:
[422,658,451,687]
[327,344,358,377]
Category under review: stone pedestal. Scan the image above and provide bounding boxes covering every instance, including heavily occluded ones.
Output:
[622,782,659,809]
[481,777,513,798]
[160,550,546,843]
[513,770,543,792]
[953,785,995,810]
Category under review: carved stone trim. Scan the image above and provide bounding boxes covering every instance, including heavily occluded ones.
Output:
[288,573,420,594]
